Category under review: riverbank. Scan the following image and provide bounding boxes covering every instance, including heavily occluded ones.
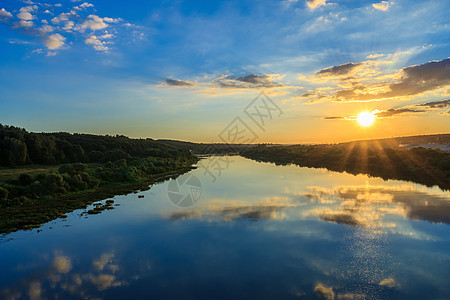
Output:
[0,166,194,234]
[241,142,450,191]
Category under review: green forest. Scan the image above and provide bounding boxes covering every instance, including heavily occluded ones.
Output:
[241,140,450,191]
[0,124,198,233]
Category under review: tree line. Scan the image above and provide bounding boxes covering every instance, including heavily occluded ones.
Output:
[0,124,194,166]
[241,140,450,191]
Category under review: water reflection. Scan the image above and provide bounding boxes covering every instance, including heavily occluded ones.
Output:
[168,197,294,221]
[166,183,450,234]
[0,157,449,299]
[0,250,149,299]
[303,185,450,228]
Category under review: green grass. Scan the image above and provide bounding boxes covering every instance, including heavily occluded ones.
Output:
[0,163,102,184]
[0,166,193,234]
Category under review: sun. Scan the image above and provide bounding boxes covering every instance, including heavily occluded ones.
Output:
[357,111,375,127]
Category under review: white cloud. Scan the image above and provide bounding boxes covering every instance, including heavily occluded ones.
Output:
[43,33,66,50]
[20,5,38,13]
[55,4,62,7]
[4,2,127,55]
[79,14,109,31]
[17,11,34,20]
[38,24,54,33]
[14,20,35,28]
[372,1,392,11]
[80,2,94,9]
[63,20,75,30]
[99,33,114,39]
[102,17,120,23]
[85,35,109,51]
[0,8,13,21]
[51,12,73,24]
[17,5,38,21]
[306,0,327,10]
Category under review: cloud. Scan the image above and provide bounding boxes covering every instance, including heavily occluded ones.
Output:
[19,5,38,13]
[375,108,425,118]
[74,2,94,10]
[217,74,283,89]
[85,35,109,51]
[0,8,13,22]
[63,20,75,30]
[322,116,346,120]
[79,14,112,31]
[52,256,72,273]
[304,13,346,33]
[93,253,114,271]
[51,12,73,24]
[14,20,35,28]
[372,1,392,11]
[28,281,41,300]
[164,79,194,87]
[314,283,335,300]
[324,98,450,120]
[17,5,38,21]
[43,33,66,50]
[304,185,450,227]
[1,2,140,56]
[38,24,54,33]
[329,58,450,102]
[416,99,450,109]
[306,0,328,10]
[316,62,363,77]
[379,277,397,288]
[17,12,34,21]
[319,212,363,226]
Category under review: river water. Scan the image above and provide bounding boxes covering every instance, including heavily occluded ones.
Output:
[1,156,449,299]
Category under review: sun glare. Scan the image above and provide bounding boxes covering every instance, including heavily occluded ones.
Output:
[357,112,375,127]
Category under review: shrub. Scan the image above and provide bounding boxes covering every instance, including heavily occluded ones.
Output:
[59,164,75,175]
[114,159,127,169]
[18,173,34,186]
[88,150,104,162]
[0,186,8,201]
[73,162,88,173]
[10,196,31,206]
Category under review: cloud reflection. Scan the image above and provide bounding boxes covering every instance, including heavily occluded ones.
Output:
[167,197,295,222]
[303,185,450,229]
[0,251,149,299]
[165,183,450,236]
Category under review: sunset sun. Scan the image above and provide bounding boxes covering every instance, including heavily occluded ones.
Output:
[357,112,376,127]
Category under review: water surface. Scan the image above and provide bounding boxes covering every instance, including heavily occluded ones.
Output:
[1,156,449,299]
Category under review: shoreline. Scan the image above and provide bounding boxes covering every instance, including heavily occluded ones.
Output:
[0,166,195,235]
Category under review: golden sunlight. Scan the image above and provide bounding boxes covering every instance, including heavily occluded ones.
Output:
[357,111,376,127]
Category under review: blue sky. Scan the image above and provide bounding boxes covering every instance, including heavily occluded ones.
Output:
[0,0,449,143]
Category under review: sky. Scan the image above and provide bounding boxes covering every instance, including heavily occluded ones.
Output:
[0,0,449,144]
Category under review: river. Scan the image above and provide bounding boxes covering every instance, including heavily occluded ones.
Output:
[1,156,449,299]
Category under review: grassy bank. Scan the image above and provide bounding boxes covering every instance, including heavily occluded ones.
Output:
[0,166,194,234]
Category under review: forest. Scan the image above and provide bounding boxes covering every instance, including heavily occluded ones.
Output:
[0,124,196,167]
[0,124,198,232]
[241,139,450,191]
